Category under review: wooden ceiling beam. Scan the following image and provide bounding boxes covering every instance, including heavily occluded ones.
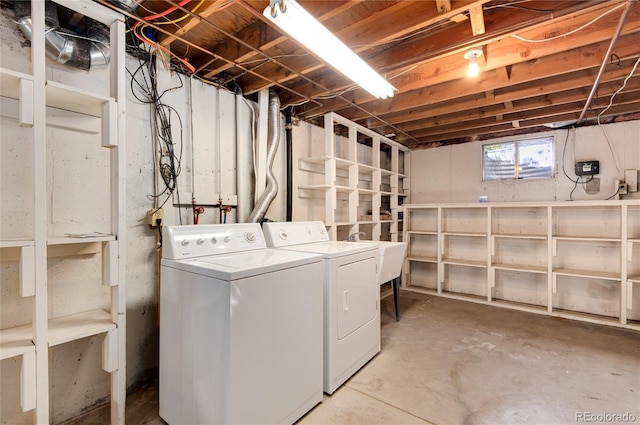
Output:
[312,29,640,124]
[158,0,230,48]
[373,58,640,131]
[289,3,640,117]
[239,0,492,94]
[408,96,640,143]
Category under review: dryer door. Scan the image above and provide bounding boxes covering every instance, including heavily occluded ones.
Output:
[336,257,378,339]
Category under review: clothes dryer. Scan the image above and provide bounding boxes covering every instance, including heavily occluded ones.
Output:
[262,221,380,394]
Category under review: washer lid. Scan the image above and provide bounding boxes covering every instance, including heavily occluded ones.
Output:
[161,248,322,280]
[275,240,378,259]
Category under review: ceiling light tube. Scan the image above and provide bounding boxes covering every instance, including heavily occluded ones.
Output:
[263,0,396,99]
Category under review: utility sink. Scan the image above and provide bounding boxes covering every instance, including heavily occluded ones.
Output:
[376,241,408,284]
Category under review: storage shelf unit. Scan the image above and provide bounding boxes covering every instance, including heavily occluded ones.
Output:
[295,112,410,241]
[0,1,126,423]
[402,201,640,331]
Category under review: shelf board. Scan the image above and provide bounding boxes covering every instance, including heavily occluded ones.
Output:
[553,268,621,281]
[492,263,547,273]
[553,235,621,242]
[626,274,640,283]
[45,80,112,117]
[442,258,487,268]
[0,67,33,100]
[492,233,547,240]
[48,234,115,245]
[0,325,35,360]
[298,156,354,171]
[298,184,352,192]
[358,188,376,195]
[407,255,438,263]
[48,309,115,347]
[628,238,640,244]
[0,239,34,249]
[489,299,548,313]
[407,230,438,235]
[442,231,487,237]
[357,163,377,172]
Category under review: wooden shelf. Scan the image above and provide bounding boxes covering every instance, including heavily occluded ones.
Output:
[407,256,438,263]
[553,268,621,281]
[48,234,115,245]
[492,263,547,273]
[554,235,621,242]
[0,325,35,360]
[442,258,487,268]
[442,231,487,237]
[627,275,640,283]
[493,233,547,240]
[45,80,113,117]
[407,230,438,235]
[0,239,34,249]
[0,67,33,100]
[48,310,115,347]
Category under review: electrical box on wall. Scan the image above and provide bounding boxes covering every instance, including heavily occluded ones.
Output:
[575,160,600,176]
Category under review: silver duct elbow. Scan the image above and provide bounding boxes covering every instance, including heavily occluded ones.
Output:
[14,2,110,71]
[248,92,281,223]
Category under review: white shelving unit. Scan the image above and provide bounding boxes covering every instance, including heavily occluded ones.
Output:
[402,201,640,330]
[0,1,126,423]
[296,112,410,241]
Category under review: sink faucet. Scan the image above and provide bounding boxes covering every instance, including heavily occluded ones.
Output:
[349,232,366,242]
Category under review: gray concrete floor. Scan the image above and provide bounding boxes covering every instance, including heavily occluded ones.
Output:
[66,292,640,424]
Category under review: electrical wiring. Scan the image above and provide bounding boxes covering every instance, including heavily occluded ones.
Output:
[560,127,595,201]
[594,55,640,179]
[142,0,192,21]
[511,2,627,43]
[152,0,205,25]
[132,21,196,73]
[127,48,185,224]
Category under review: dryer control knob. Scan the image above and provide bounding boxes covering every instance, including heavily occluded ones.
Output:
[197,238,205,245]
[211,237,217,244]
[245,232,256,243]
[279,231,288,240]
[224,236,231,243]
[181,239,190,246]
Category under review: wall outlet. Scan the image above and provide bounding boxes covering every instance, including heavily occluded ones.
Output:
[148,208,164,226]
[618,182,628,196]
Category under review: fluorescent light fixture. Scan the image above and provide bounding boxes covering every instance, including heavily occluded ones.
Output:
[464,48,483,78]
[263,0,396,99]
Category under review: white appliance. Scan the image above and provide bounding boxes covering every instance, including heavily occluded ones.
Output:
[159,223,324,425]
[262,221,380,394]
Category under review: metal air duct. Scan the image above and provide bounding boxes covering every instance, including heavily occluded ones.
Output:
[14,1,110,71]
[248,92,281,223]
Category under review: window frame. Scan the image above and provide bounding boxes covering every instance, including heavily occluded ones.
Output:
[482,135,555,182]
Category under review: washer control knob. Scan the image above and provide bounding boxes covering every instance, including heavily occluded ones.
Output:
[181,239,190,246]
[279,231,288,240]
[197,238,205,245]
[224,236,231,243]
[319,228,325,234]
[245,232,256,243]
[211,237,217,244]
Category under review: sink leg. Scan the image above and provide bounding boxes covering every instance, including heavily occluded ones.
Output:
[392,277,400,321]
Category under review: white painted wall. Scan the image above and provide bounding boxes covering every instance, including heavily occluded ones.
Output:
[410,122,640,203]
[1,7,282,423]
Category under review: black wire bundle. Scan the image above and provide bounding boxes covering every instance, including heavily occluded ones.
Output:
[127,48,184,222]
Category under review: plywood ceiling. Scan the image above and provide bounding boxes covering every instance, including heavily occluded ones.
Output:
[99,0,640,148]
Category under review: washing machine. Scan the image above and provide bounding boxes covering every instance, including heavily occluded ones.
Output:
[159,223,324,425]
[262,221,380,394]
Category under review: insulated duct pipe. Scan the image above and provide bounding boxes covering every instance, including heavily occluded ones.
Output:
[248,92,281,223]
[285,108,293,221]
[14,1,110,71]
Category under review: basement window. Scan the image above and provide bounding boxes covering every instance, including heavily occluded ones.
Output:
[482,137,554,181]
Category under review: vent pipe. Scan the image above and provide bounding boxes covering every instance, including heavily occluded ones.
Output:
[14,1,110,71]
[248,92,281,223]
